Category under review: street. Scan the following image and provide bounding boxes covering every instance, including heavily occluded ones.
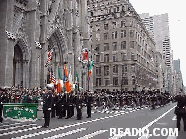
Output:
[0,102,185,139]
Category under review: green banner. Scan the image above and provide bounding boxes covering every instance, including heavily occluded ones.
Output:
[3,103,38,121]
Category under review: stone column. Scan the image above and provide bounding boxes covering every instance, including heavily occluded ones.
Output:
[27,0,38,88]
[0,0,15,88]
[80,0,91,91]
[40,0,48,88]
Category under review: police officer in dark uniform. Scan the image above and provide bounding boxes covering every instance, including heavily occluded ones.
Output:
[51,91,57,118]
[174,90,186,131]
[42,86,52,128]
[86,92,93,118]
[57,92,63,119]
[75,93,82,120]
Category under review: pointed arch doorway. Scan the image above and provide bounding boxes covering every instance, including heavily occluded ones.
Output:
[13,44,23,87]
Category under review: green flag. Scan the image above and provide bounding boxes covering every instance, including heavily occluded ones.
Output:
[76,70,79,82]
[58,66,61,80]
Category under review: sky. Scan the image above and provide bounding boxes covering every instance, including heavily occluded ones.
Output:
[129,0,186,85]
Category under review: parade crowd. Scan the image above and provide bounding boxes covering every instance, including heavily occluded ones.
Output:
[0,86,174,127]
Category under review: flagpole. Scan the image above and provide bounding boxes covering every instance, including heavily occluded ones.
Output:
[87,51,89,92]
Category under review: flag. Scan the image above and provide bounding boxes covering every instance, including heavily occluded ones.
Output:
[82,49,88,61]
[50,68,56,84]
[64,64,68,77]
[88,60,94,76]
[57,66,61,93]
[75,70,79,83]
[45,48,53,67]
[65,80,71,93]
[69,67,73,84]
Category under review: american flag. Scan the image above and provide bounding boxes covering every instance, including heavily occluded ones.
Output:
[45,49,53,67]
[50,69,56,84]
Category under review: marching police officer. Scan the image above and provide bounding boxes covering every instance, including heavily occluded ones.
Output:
[86,92,93,118]
[42,86,52,128]
[51,91,57,118]
[75,93,82,120]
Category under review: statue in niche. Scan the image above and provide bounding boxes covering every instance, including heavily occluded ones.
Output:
[47,0,55,15]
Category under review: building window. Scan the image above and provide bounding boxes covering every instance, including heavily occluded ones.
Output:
[104,66,109,76]
[96,55,100,62]
[121,21,125,27]
[112,31,117,39]
[113,65,118,74]
[96,67,101,75]
[96,78,101,86]
[113,77,118,86]
[130,30,134,38]
[123,77,128,85]
[104,54,109,62]
[104,33,108,40]
[113,54,117,62]
[104,43,109,51]
[122,65,127,73]
[112,42,117,51]
[131,53,135,61]
[121,41,126,49]
[96,33,100,41]
[130,41,135,49]
[104,78,110,86]
[132,78,136,85]
[95,44,100,52]
[121,30,126,38]
[112,21,116,29]
[131,64,135,72]
[104,23,108,30]
[121,53,127,61]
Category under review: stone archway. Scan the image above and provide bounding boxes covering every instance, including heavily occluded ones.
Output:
[13,44,23,87]
[47,29,68,79]
[13,39,30,88]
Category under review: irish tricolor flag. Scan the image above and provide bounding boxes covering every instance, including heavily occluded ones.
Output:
[88,60,94,76]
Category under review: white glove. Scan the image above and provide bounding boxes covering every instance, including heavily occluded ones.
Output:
[54,104,56,106]
[48,108,51,110]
